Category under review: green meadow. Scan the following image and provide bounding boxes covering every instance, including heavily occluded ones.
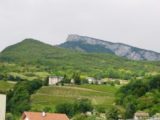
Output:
[77,84,119,93]
[31,85,118,112]
[0,81,15,92]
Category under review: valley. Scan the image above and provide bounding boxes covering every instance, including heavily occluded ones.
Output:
[0,37,160,120]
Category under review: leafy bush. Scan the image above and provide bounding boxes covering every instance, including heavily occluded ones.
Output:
[106,107,119,120]
[55,99,93,117]
[74,99,93,113]
[116,75,160,118]
[6,113,14,120]
[7,80,43,115]
[56,102,74,117]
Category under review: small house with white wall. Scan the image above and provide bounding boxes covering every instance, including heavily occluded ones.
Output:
[97,80,102,85]
[0,94,6,120]
[70,79,75,84]
[134,111,149,120]
[49,76,63,85]
[150,113,160,120]
[87,77,96,84]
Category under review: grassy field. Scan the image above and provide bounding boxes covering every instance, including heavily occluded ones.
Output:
[77,84,119,93]
[0,81,15,92]
[31,85,118,112]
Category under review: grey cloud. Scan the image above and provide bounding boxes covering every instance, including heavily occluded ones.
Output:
[0,0,160,52]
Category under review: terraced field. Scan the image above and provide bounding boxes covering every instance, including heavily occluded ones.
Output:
[0,81,15,92]
[31,85,118,112]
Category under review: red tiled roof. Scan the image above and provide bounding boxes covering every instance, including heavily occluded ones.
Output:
[22,112,69,120]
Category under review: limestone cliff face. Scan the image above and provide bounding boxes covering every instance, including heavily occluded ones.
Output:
[60,34,160,61]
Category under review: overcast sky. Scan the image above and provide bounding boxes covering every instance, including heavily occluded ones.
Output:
[0,0,160,52]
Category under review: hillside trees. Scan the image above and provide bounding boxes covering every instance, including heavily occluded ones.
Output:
[7,80,43,115]
[72,72,81,85]
[56,99,93,117]
[106,107,119,120]
[116,75,160,118]
[62,74,71,83]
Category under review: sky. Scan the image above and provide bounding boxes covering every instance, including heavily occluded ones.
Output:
[0,0,160,52]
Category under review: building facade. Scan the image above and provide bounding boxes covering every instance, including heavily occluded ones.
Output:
[0,94,6,120]
[49,76,63,85]
[134,111,149,120]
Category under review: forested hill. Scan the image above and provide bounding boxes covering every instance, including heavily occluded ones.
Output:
[0,38,76,63]
[0,38,160,79]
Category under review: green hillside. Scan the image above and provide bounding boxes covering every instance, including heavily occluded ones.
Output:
[0,81,15,93]
[0,39,75,63]
[0,39,160,79]
[31,85,118,112]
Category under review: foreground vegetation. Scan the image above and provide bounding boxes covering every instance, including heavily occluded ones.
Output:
[3,81,118,119]
[5,80,45,120]
[115,74,160,119]
[3,75,160,120]
[0,81,15,93]
[31,85,118,113]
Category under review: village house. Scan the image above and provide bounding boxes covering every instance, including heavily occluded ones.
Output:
[150,113,160,120]
[87,77,96,84]
[21,112,69,120]
[134,111,149,120]
[97,80,103,85]
[0,94,6,120]
[49,76,63,85]
[70,79,75,84]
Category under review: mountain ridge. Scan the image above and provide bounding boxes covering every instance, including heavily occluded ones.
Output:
[66,34,158,52]
[60,34,160,61]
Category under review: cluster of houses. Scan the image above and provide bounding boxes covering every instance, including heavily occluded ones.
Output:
[134,111,160,120]
[48,76,129,86]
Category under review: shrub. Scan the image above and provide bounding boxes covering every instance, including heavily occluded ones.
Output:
[74,99,93,113]
[55,99,93,117]
[55,102,74,117]
[6,113,14,120]
[106,107,119,120]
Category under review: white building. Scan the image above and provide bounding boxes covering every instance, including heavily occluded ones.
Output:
[97,80,102,85]
[70,79,75,84]
[87,77,96,84]
[49,76,63,85]
[0,94,6,120]
[150,113,160,120]
[134,111,149,120]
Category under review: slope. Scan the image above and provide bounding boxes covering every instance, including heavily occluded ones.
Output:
[31,85,118,112]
